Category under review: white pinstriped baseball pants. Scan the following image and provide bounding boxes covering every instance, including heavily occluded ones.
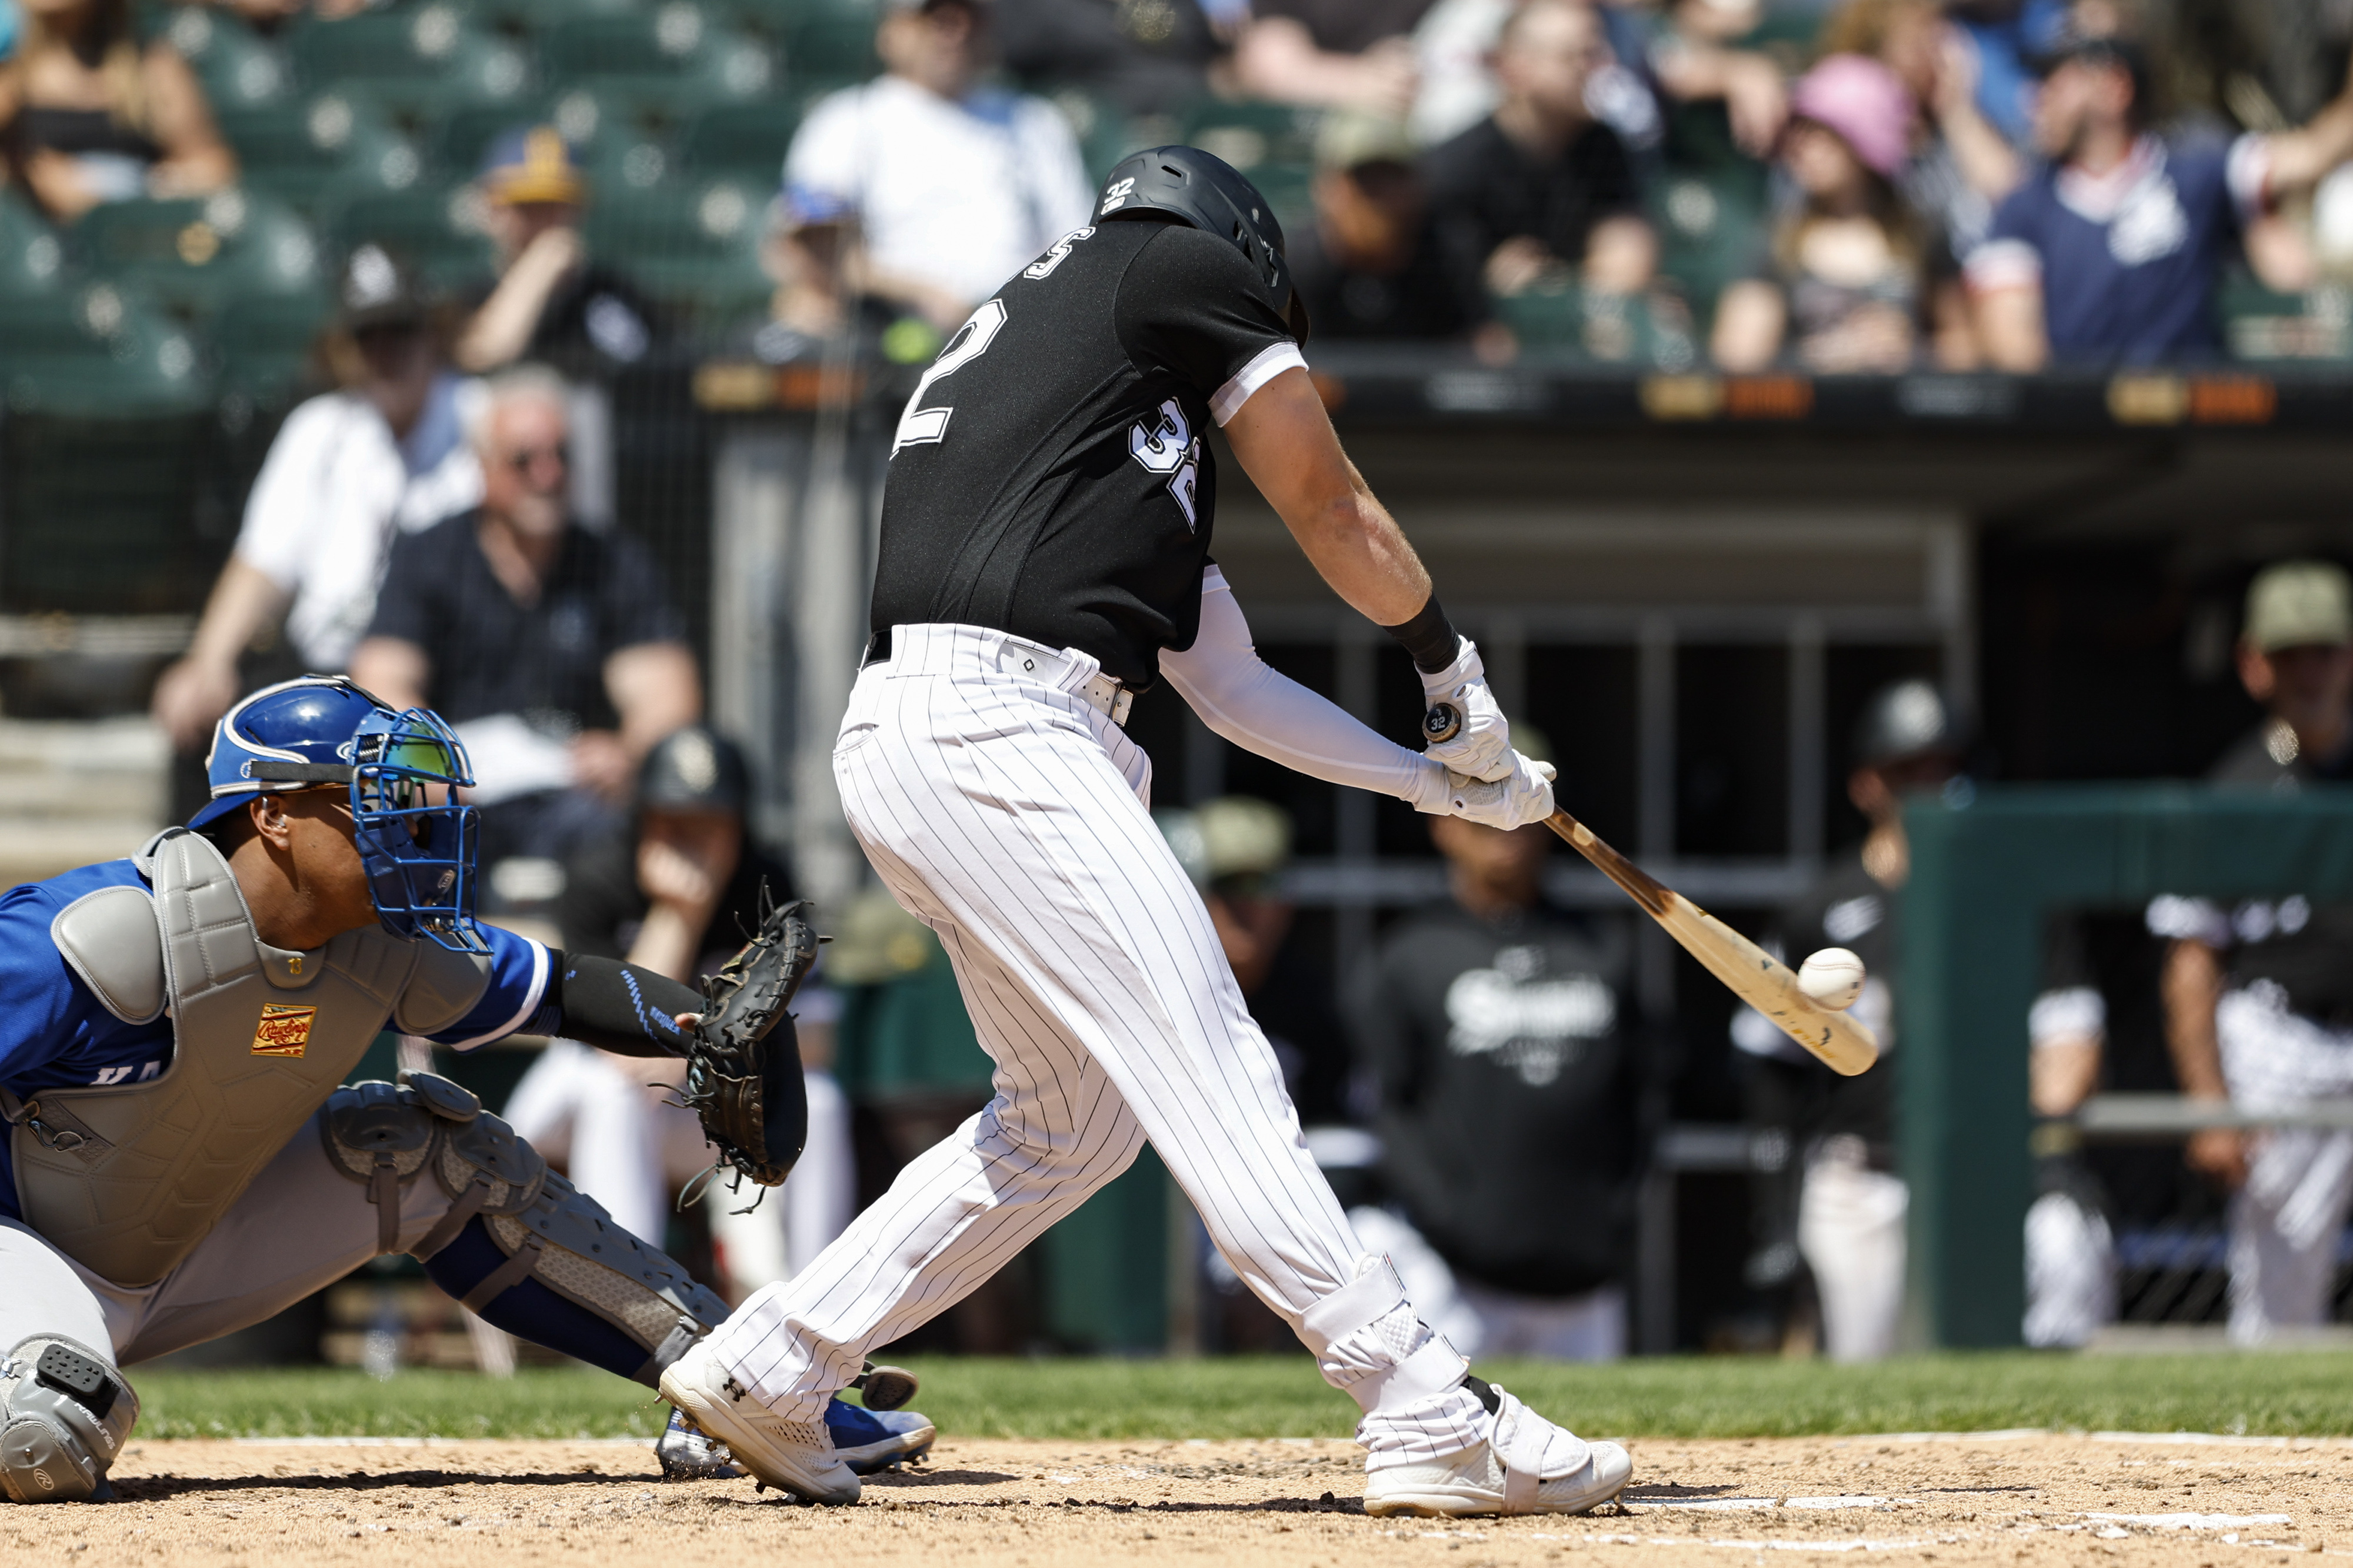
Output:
[698,625,1487,1464]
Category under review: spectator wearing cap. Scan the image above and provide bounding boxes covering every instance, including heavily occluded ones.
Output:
[1712,54,1957,373]
[1969,34,2353,369]
[2151,561,2353,1343]
[778,0,1095,338]
[1345,727,1644,1361]
[456,126,663,379]
[349,365,700,870]
[1818,0,2022,261]
[1734,676,2115,1355]
[1288,112,1469,341]
[0,0,234,222]
[501,726,848,1282]
[1732,679,1961,1360]
[1424,0,1655,338]
[152,245,482,755]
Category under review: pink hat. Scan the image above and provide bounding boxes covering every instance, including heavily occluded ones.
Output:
[1787,54,1916,179]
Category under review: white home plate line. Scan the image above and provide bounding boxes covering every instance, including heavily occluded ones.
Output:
[1583,1533,1948,1553]
[2081,1512,2294,1529]
[1629,1496,1901,1511]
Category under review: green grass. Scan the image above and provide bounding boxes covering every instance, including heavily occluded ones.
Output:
[126,1352,2353,1442]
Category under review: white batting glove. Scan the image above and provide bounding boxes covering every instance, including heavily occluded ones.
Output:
[1408,752,1557,830]
[1419,638,1516,783]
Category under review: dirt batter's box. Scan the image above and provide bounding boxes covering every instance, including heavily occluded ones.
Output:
[1899,785,2353,1346]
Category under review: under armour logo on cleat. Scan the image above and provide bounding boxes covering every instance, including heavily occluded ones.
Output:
[722,1376,748,1402]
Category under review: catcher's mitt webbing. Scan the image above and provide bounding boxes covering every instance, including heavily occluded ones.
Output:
[546,953,704,1058]
[681,887,814,1197]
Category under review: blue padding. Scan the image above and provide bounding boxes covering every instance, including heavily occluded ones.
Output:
[422,1218,660,1382]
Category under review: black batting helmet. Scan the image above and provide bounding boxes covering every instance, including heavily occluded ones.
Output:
[1095,145,1309,346]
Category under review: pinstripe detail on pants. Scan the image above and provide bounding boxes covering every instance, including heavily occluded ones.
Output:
[698,624,1487,1464]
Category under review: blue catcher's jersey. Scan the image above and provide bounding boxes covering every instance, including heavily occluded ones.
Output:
[0,858,552,1224]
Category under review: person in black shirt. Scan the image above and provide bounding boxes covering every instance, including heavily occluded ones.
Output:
[1732,678,1957,1362]
[456,126,665,380]
[1349,755,1641,1359]
[665,146,1624,1518]
[1288,111,1472,341]
[995,0,1231,116]
[1425,0,1655,330]
[2152,561,2353,1343]
[351,367,700,872]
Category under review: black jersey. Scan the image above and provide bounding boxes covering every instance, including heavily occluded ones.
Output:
[868,216,1301,688]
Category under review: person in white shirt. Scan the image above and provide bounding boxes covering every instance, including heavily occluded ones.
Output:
[776,0,1095,334]
[151,245,481,750]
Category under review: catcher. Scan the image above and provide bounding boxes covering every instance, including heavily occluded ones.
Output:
[0,676,927,1503]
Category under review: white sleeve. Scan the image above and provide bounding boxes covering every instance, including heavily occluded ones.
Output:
[1020,95,1099,240]
[232,395,342,589]
[1159,567,1444,807]
[783,89,868,216]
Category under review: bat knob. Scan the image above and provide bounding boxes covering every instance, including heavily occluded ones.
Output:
[1422,702,1464,747]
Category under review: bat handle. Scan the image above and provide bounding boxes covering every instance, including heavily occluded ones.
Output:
[1422,701,1464,748]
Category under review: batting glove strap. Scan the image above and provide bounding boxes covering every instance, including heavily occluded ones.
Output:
[1417,639,1517,783]
[1435,753,1556,831]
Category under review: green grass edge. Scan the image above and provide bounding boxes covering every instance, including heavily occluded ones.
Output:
[125,1351,2353,1442]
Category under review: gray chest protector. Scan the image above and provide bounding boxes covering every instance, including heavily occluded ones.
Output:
[6,829,491,1288]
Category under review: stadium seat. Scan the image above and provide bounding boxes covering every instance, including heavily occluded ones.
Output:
[465,0,639,35]
[1491,285,1699,369]
[677,101,803,184]
[751,0,881,82]
[2215,266,2353,361]
[1044,88,1142,185]
[213,93,419,213]
[424,98,553,182]
[156,4,294,111]
[0,283,211,416]
[539,6,775,103]
[581,176,769,329]
[72,191,324,321]
[288,4,534,120]
[321,185,498,296]
[0,192,69,298]
[1649,164,1768,322]
[1174,99,1317,232]
[212,290,335,406]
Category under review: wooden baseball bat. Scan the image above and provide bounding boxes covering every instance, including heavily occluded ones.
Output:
[1421,700,1877,1076]
[1544,809,1878,1075]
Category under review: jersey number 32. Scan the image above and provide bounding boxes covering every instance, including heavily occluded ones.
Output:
[894,299,1203,531]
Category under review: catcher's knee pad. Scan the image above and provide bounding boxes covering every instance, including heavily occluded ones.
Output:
[325,1071,726,1384]
[1,1337,138,1504]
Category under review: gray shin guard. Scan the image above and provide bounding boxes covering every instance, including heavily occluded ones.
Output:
[323,1072,726,1382]
[0,1337,139,1503]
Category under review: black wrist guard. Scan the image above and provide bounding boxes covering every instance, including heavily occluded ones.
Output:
[1381,594,1462,674]
[545,951,705,1058]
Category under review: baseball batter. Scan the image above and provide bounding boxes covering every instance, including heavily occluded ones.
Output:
[0,676,928,1503]
[663,147,1625,1517]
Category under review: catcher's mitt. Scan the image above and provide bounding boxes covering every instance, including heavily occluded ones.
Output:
[681,886,815,1200]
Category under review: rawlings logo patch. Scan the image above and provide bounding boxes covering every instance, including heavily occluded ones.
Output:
[250,1004,316,1057]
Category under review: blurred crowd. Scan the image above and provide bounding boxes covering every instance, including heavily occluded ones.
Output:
[5,0,2347,1354]
[9,0,2353,390]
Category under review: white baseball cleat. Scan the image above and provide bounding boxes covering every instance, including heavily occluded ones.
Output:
[1363,1384,1632,1518]
[658,1340,861,1505]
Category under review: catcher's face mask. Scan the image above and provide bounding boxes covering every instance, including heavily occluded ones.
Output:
[349,706,488,955]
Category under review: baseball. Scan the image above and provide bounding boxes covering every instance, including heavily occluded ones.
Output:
[1797,947,1867,1011]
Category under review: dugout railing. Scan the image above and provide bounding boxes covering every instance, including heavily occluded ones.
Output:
[1901,785,2353,1348]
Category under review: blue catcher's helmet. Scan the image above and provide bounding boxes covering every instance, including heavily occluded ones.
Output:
[189,676,488,954]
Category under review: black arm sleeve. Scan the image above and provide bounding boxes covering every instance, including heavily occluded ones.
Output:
[542,950,703,1058]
